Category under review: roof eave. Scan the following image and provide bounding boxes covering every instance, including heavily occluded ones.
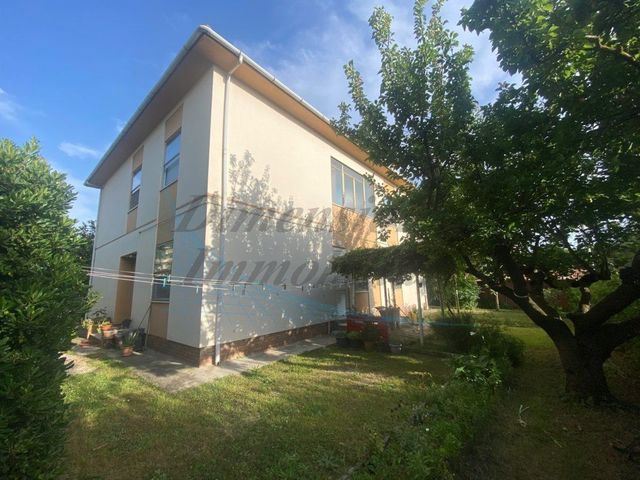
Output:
[85,25,405,189]
[85,26,209,188]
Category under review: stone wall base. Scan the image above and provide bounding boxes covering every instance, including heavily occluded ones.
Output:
[146,321,331,367]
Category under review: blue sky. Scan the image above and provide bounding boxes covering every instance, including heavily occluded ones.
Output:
[1,0,514,223]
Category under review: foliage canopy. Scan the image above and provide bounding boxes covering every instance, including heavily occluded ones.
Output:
[0,138,91,478]
[334,0,640,400]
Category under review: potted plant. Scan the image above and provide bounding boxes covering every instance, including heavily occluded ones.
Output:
[362,323,381,352]
[346,331,363,349]
[81,318,95,339]
[99,319,114,339]
[121,332,137,357]
[335,331,349,348]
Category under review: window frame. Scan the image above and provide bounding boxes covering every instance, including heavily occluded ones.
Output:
[330,158,375,216]
[163,131,181,188]
[129,166,142,210]
[152,240,174,301]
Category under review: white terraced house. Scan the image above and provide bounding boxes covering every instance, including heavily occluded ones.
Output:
[86,26,427,366]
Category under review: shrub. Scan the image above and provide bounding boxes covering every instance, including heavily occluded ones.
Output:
[0,139,91,478]
[353,323,521,479]
[470,323,525,367]
[354,378,495,479]
[445,273,481,310]
[429,312,476,353]
[451,354,508,389]
[346,331,362,341]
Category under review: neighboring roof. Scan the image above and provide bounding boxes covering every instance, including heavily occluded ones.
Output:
[85,25,404,188]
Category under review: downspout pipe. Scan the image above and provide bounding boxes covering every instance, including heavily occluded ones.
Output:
[214,54,244,366]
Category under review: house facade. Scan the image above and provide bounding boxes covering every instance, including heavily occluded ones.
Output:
[86,26,427,366]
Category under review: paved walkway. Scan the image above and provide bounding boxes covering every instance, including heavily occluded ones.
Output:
[66,335,335,393]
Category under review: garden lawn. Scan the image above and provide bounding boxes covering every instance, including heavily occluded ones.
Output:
[63,347,450,480]
[423,308,535,327]
[460,327,640,480]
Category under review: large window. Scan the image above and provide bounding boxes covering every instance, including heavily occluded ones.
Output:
[129,166,142,209]
[331,158,375,216]
[152,241,173,300]
[163,133,180,187]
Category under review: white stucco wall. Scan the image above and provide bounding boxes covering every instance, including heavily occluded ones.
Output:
[91,69,215,348]
[200,76,392,345]
[92,61,403,351]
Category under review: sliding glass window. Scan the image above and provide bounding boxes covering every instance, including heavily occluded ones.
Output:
[330,158,375,216]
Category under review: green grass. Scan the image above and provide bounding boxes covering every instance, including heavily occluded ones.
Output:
[63,348,450,480]
[63,311,640,479]
[459,327,640,480]
[423,307,535,327]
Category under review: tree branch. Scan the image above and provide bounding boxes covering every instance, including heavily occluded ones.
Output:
[494,243,529,298]
[462,255,502,292]
[463,254,568,335]
[577,285,591,314]
[529,271,560,318]
[570,250,640,332]
[585,35,640,71]
[600,315,640,355]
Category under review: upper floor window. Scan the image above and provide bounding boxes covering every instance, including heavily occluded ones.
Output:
[163,132,180,187]
[129,166,142,209]
[331,158,375,216]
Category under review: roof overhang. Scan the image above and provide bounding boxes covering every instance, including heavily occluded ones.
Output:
[85,25,405,188]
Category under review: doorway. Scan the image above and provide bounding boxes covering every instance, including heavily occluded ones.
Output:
[114,252,137,324]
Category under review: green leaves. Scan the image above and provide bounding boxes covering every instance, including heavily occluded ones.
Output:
[0,138,91,478]
[337,0,639,326]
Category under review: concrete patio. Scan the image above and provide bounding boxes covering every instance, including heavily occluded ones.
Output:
[66,335,335,393]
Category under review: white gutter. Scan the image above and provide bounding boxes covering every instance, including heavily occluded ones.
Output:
[197,25,332,126]
[213,54,244,366]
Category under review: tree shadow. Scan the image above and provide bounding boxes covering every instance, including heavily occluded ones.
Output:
[198,150,372,348]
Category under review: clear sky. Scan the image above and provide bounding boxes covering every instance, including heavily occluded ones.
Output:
[1,0,515,223]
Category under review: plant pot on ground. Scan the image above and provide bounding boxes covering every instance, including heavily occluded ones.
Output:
[389,343,402,354]
[346,331,363,349]
[362,323,381,352]
[121,332,137,357]
[82,318,95,339]
[335,331,349,348]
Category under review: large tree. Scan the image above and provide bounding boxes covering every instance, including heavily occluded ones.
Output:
[0,139,91,477]
[335,0,640,401]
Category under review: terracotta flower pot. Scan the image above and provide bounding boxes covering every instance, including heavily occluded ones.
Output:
[121,346,134,357]
[102,329,115,340]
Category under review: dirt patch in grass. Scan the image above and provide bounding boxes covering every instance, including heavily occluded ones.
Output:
[459,328,640,480]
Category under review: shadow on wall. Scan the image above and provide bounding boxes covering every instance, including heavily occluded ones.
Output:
[195,150,373,345]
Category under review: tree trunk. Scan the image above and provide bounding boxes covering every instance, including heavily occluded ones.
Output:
[553,336,612,402]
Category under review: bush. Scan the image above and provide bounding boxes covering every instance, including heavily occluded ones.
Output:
[470,323,525,367]
[430,314,525,368]
[354,320,521,479]
[0,139,90,478]
[429,312,476,353]
[445,273,480,310]
[354,375,496,479]
[451,353,509,389]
